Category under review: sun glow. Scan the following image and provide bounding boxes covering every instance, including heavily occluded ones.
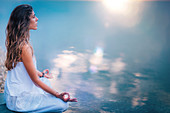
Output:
[101,0,144,27]
[103,0,130,12]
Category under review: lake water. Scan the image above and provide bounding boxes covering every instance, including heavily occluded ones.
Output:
[0,1,170,113]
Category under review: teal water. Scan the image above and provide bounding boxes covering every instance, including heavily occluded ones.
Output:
[0,1,170,113]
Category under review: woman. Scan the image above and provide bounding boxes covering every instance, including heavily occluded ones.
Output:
[4,4,77,112]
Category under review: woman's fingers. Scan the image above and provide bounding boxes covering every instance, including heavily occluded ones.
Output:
[43,69,49,74]
[61,92,70,96]
[69,98,77,102]
[45,73,53,79]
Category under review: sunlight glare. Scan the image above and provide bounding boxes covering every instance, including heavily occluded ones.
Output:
[103,0,129,12]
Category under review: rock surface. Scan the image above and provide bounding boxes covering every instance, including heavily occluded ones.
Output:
[0,47,6,93]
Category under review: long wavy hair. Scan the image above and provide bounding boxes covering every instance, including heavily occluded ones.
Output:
[5,4,33,71]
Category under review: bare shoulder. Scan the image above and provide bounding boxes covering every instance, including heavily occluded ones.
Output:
[21,44,33,62]
[22,44,32,55]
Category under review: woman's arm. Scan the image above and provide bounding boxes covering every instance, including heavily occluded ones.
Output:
[22,44,77,102]
[37,70,42,77]
[21,44,60,98]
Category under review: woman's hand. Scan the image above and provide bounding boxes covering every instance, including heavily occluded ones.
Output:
[68,98,78,102]
[57,92,77,102]
[42,69,53,79]
[55,92,70,102]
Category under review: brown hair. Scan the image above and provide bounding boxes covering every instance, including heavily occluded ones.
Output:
[5,4,33,70]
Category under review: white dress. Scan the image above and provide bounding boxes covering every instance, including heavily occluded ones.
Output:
[4,58,68,113]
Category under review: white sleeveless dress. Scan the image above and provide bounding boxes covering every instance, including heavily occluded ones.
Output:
[4,58,68,113]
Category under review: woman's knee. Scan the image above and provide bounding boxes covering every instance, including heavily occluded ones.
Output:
[59,102,69,112]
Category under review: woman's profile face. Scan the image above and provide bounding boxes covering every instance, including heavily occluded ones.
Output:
[29,11,38,30]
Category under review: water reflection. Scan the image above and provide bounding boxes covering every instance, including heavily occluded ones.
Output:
[49,47,145,111]
[134,73,142,77]
[132,96,148,107]
[49,47,128,99]
[51,47,127,75]
[130,78,148,107]
[89,47,104,73]
[52,49,87,73]
[110,58,126,74]
[48,47,169,112]
[109,81,117,95]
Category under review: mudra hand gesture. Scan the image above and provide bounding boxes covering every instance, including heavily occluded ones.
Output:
[42,69,53,79]
[58,92,77,102]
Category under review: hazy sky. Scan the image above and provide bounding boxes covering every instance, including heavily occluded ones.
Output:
[0,0,170,57]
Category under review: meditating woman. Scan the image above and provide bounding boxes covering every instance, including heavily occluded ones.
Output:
[4,4,77,112]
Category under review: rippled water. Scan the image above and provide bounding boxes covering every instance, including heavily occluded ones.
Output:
[0,1,170,113]
[41,46,169,113]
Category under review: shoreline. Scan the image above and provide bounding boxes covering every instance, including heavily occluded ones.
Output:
[0,47,6,93]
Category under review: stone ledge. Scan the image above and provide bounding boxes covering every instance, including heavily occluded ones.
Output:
[0,47,7,93]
